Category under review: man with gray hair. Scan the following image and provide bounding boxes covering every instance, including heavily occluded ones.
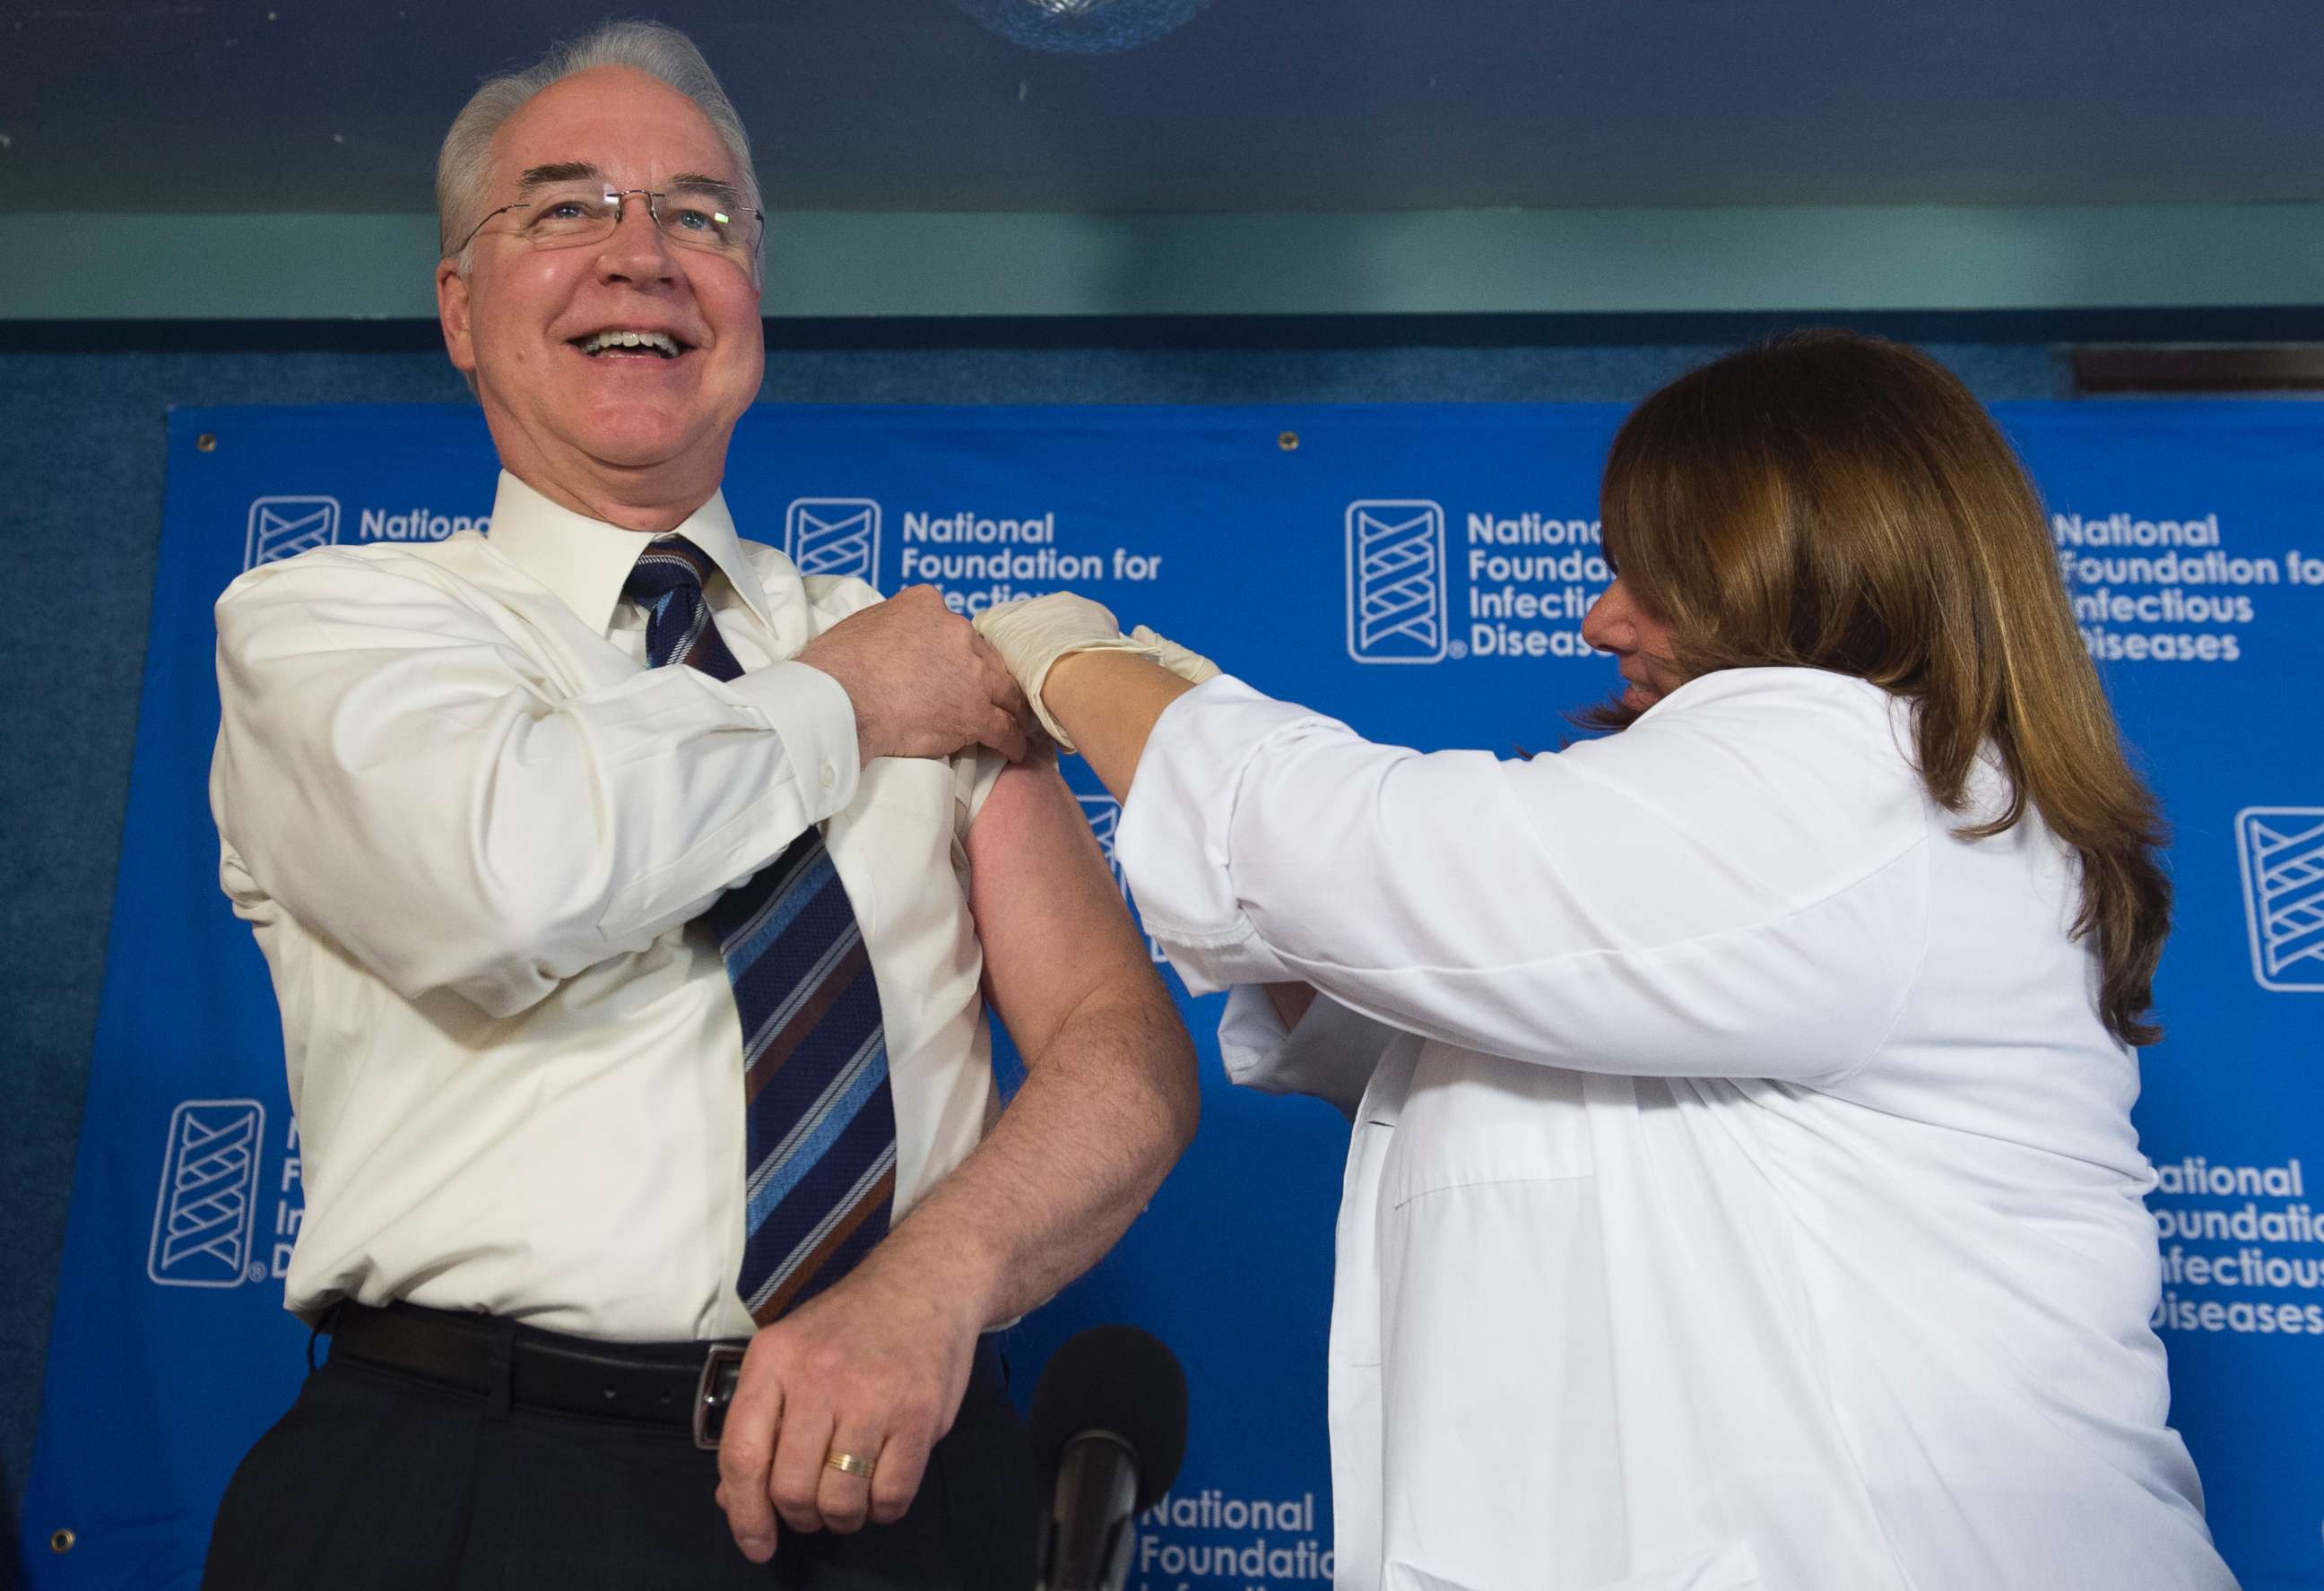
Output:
[201,21,1198,1588]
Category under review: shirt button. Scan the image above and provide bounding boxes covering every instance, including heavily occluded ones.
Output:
[819,762,837,790]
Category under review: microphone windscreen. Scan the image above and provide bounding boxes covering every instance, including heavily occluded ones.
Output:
[1028,1324,1189,1511]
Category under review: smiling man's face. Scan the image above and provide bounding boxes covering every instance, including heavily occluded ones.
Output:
[437,65,765,531]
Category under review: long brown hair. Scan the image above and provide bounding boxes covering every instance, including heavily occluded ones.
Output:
[1592,330,2170,1046]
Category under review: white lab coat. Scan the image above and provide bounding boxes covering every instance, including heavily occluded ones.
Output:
[1115,668,2233,1591]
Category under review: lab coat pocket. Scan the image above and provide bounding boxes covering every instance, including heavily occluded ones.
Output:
[1581,1540,1765,1591]
[1383,1044,1594,1209]
[1383,1537,1765,1591]
[1374,1176,1621,1591]
[1326,1112,1396,1591]
[1331,1117,1396,1371]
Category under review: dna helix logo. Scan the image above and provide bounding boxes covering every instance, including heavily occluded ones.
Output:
[147,1098,269,1287]
[244,496,341,571]
[1345,500,1447,663]
[2237,807,2324,991]
[785,497,882,583]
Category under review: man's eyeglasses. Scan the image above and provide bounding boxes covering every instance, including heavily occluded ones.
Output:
[450,183,763,265]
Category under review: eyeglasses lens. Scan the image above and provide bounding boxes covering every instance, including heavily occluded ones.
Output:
[517,186,752,258]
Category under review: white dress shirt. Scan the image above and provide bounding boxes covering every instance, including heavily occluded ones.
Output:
[1116,669,2233,1591]
[212,471,1002,1343]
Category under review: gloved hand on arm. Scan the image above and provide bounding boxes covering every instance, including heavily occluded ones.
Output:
[977,594,1318,1039]
[972,594,1220,802]
[1127,624,1222,688]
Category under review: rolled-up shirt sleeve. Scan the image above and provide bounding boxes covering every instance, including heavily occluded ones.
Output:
[211,551,859,1017]
[1115,672,1930,1087]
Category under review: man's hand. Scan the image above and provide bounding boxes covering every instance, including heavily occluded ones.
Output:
[713,1250,986,1562]
[797,586,1034,765]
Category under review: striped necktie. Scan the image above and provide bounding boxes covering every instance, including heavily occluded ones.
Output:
[624,536,896,1324]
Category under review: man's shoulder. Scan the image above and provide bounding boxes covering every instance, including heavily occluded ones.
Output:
[734,537,888,619]
[215,533,517,640]
[222,532,499,598]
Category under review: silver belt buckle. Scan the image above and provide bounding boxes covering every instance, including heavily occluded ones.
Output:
[693,1343,746,1451]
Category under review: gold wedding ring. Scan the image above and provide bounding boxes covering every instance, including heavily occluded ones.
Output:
[824,1449,876,1479]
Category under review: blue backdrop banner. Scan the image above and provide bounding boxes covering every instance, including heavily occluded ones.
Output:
[22,401,2324,1589]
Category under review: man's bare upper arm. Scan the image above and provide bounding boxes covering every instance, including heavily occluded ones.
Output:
[965,757,1164,1062]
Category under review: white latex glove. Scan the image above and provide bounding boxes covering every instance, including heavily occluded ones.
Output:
[1129,625,1221,687]
[972,594,1158,750]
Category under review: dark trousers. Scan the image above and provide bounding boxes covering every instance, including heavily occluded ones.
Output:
[202,1333,1036,1591]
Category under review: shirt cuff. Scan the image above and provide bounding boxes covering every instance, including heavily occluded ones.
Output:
[1114,676,1338,994]
[723,659,862,822]
[1216,983,1292,1084]
[1218,987,1394,1121]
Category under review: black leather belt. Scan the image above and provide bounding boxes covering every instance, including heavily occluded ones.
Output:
[326,1301,747,1449]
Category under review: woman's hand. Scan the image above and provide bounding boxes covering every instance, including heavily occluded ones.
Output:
[975,597,1221,797]
[1130,625,1222,687]
[971,594,1141,750]
[974,595,1218,750]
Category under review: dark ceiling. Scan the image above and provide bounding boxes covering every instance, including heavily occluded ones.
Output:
[7,0,2319,217]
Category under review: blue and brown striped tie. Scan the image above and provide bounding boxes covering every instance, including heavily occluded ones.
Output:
[625,536,895,1324]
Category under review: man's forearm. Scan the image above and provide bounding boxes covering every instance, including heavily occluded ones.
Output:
[859,989,1198,1330]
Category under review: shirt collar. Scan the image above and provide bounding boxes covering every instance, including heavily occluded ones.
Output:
[483,469,776,636]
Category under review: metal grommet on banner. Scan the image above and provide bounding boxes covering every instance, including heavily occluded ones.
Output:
[50,1528,75,1553]
[1277,430,1299,452]
[195,433,219,453]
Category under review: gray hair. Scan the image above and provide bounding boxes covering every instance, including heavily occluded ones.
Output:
[435,20,760,272]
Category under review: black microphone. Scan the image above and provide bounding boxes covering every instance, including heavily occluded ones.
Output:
[1030,1325,1189,1591]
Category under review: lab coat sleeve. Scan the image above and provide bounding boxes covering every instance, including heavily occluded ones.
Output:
[1114,672,1929,1088]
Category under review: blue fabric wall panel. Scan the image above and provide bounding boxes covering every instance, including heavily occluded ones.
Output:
[0,337,2059,1551]
[21,395,2320,1590]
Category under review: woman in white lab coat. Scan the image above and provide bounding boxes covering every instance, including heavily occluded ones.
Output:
[974,332,2235,1591]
